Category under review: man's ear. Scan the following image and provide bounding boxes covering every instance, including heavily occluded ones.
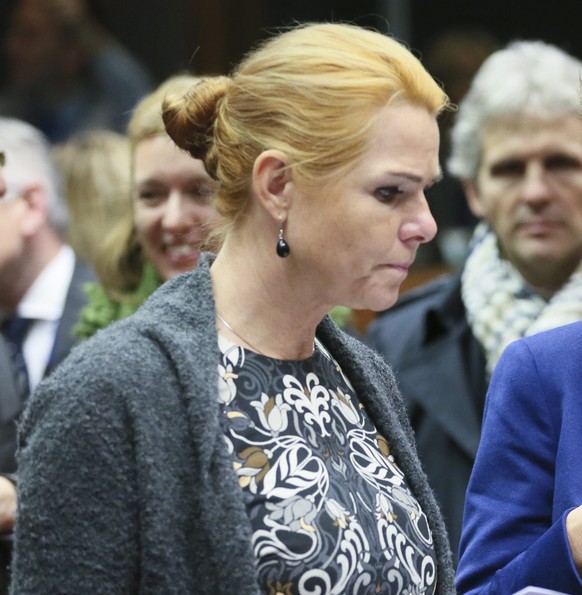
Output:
[252,149,294,219]
[462,179,485,219]
[19,184,48,237]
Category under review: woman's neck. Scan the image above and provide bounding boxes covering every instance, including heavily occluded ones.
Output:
[210,243,325,360]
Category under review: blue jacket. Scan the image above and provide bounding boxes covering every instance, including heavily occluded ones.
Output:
[457,321,582,594]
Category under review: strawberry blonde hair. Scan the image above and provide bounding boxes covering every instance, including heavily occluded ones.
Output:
[162,23,449,234]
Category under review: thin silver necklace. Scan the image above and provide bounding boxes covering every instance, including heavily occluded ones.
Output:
[216,311,267,356]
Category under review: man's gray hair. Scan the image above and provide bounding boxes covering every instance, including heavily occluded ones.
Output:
[448,40,582,181]
[0,117,68,236]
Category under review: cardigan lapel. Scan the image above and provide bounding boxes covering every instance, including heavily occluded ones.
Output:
[317,317,456,592]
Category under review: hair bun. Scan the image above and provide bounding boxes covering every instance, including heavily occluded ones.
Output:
[162,76,230,164]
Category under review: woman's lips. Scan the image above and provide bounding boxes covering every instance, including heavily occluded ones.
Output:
[166,244,197,256]
[164,244,200,264]
[392,264,410,275]
[379,262,412,275]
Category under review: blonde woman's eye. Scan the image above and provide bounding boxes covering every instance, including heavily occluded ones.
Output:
[376,186,403,203]
[186,186,215,201]
[137,190,167,206]
[138,190,165,200]
[198,187,214,198]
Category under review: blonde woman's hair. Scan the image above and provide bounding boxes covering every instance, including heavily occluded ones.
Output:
[52,130,131,267]
[128,74,204,150]
[94,73,203,296]
[162,22,450,233]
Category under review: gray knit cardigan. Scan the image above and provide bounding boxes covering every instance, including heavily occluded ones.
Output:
[11,254,455,594]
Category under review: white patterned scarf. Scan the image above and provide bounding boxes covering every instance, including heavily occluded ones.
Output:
[461,222,582,376]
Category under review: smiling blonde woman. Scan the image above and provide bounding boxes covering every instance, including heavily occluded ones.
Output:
[74,74,222,339]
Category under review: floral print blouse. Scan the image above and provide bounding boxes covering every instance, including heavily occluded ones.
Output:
[217,335,437,595]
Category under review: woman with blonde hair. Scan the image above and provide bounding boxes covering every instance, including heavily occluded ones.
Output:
[52,129,132,268]
[12,23,454,594]
[74,73,221,338]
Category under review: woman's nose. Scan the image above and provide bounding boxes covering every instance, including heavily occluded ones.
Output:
[161,192,188,230]
[400,195,438,244]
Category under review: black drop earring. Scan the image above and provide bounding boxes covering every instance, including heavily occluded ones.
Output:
[276,223,290,258]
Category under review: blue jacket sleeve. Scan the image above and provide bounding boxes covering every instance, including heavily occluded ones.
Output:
[456,339,582,594]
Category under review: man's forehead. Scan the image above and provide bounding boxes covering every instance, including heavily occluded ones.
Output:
[483,113,582,136]
[481,115,582,156]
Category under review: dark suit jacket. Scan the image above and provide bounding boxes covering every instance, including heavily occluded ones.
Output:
[366,271,487,565]
[0,257,95,473]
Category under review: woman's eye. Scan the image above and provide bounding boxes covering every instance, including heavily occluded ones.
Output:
[137,190,166,203]
[187,186,214,200]
[376,186,403,202]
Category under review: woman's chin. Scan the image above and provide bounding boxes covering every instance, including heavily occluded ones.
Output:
[157,254,201,280]
[352,288,400,314]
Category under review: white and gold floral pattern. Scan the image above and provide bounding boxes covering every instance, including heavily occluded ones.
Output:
[217,335,437,594]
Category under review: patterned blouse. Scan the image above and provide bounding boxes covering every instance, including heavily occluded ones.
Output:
[217,335,437,595]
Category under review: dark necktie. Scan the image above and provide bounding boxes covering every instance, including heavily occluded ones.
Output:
[1,315,32,395]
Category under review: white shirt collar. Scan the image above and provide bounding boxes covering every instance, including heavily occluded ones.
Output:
[18,244,76,322]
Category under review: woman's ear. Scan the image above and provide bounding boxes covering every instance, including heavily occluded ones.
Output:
[252,149,293,219]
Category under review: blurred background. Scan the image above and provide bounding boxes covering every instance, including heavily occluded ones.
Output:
[1,0,581,329]
[1,0,580,83]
